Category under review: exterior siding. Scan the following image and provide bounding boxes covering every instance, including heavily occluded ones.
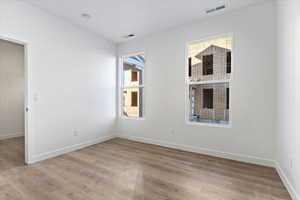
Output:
[191,45,231,82]
[191,83,229,120]
[189,45,231,121]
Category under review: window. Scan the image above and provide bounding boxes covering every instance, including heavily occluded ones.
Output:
[131,71,138,82]
[131,92,138,107]
[203,55,213,75]
[188,57,192,77]
[226,88,229,109]
[187,36,232,125]
[120,53,145,118]
[227,51,231,73]
[203,89,213,109]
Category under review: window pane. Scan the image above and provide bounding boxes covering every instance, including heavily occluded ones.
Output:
[189,83,229,124]
[122,87,144,118]
[122,54,145,87]
[188,36,232,82]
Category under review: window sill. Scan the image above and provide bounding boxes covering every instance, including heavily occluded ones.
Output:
[186,120,232,128]
[120,116,145,121]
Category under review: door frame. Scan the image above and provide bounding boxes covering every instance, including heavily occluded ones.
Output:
[0,35,30,164]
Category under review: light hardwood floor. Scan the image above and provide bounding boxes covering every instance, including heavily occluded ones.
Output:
[0,137,291,200]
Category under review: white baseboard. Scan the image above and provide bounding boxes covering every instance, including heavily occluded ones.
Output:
[276,163,299,200]
[0,133,24,140]
[119,134,275,167]
[28,135,115,164]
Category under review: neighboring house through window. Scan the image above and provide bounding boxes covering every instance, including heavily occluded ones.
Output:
[120,53,145,118]
[187,35,232,125]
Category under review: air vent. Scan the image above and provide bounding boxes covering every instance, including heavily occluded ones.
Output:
[124,34,136,39]
[206,4,225,14]
[216,5,226,10]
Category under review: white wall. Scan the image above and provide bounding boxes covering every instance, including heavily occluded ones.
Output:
[0,0,116,163]
[0,39,24,140]
[276,0,300,199]
[117,1,277,166]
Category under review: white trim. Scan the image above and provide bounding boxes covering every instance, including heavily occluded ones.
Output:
[120,116,145,121]
[186,121,232,128]
[188,79,230,85]
[0,133,24,140]
[185,33,234,128]
[276,162,300,200]
[118,134,275,167]
[28,135,115,164]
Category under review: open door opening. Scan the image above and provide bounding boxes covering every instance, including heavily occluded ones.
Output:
[0,38,28,167]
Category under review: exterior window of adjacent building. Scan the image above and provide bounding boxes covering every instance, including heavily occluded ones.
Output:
[131,92,138,107]
[203,89,213,109]
[203,54,213,75]
[131,71,138,82]
[226,88,229,109]
[120,53,145,118]
[227,51,231,73]
[187,36,232,125]
[188,57,192,77]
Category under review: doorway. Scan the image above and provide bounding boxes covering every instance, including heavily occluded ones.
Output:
[0,38,28,166]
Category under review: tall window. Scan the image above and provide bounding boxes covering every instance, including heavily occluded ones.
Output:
[227,51,231,73]
[203,55,213,75]
[120,54,145,118]
[131,92,138,107]
[187,36,232,125]
[203,89,213,109]
[226,88,229,109]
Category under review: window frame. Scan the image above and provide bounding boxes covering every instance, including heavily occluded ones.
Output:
[185,33,234,128]
[119,52,146,120]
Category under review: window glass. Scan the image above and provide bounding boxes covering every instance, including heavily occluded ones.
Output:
[187,36,232,125]
[121,54,145,118]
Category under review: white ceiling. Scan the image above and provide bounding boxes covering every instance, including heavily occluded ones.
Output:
[24,0,268,43]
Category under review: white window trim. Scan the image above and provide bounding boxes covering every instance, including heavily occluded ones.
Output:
[185,33,234,128]
[118,52,146,120]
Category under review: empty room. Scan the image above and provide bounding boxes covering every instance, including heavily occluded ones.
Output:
[0,0,299,199]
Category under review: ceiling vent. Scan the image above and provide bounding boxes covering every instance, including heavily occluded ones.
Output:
[124,34,136,39]
[206,4,226,14]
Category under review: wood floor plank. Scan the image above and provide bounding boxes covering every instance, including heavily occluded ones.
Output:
[0,137,291,200]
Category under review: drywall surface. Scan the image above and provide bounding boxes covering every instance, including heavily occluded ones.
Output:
[0,39,24,140]
[117,1,277,166]
[0,0,116,162]
[276,0,300,199]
